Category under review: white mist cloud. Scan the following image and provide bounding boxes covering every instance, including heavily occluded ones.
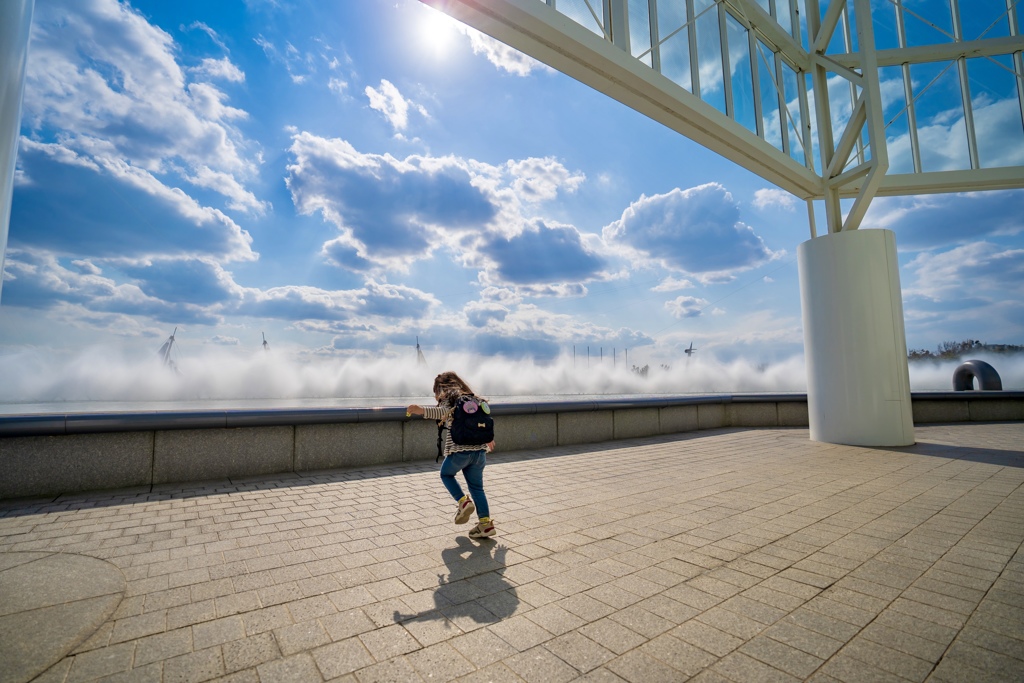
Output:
[0,346,814,411]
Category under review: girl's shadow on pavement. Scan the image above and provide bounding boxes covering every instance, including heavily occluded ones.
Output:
[393,536,519,626]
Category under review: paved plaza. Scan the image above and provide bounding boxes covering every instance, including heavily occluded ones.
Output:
[1,423,1023,683]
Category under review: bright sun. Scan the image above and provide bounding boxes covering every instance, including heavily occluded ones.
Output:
[417,7,460,59]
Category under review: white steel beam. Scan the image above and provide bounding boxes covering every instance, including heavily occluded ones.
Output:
[829,35,1024,69]
[838,0,889,232]
[420,0,822,197]
[421,0,1024,210]
[723,0,811,70]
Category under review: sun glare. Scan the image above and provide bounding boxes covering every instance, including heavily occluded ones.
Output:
[416,6,460,59]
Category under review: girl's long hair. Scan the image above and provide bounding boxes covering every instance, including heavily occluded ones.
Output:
[432,371,480,406]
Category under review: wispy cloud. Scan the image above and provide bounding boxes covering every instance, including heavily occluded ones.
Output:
[453,25,551,77]
[364,79,428,133]
[190,56,245,83]
[864,190,1024,250]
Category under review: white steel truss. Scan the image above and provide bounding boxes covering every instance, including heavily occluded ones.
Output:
[421,0,1024,235]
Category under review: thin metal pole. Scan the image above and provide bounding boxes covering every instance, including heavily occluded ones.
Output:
[895,0,923,173]
[951,0,981,169]
[719,2,734,118]
[750,28,765,138]
[687,0,700,98]
[1008,0,1024,139]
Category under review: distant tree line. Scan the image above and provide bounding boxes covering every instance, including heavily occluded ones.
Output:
[908,340,1024,361]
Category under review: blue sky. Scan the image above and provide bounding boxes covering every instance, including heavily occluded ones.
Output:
[1,0,1022,384]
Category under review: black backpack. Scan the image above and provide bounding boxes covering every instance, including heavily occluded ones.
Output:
[436,395,494,461]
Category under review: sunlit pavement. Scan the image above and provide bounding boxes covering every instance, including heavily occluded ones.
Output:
[1,423,1022,683]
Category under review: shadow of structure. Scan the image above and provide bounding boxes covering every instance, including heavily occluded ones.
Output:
[393,536,518,627]
[880,439,1024,468]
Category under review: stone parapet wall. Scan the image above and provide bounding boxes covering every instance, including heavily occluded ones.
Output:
[1,393,1020,499]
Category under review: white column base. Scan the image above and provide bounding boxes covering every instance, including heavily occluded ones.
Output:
[798,229,915,447]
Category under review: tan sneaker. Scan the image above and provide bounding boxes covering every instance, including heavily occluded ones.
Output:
[468,519,496,539]
[454,496,475,525]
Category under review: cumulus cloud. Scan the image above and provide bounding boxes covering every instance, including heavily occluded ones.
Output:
[365,79,428,133]
[753,188,797,211]
[603,183,781,278]
[652,276,695,292]
[286,132,497,271]
[235,280,438,322]
[665,295,710,319]
[24,0,260,177]
[12,141,256,262]
[480,220,605,285]
[455,303,653,361]
[15,0,264,269]
[464,301,509,327]
[507,157,586,202]
[2,246,441,332]
[1,250,223,325]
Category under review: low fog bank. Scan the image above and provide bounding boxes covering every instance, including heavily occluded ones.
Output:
[0,347,1019,411]
[908,354,1024,391]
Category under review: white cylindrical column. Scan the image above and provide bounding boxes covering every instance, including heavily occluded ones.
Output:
[798,228,915,446]
[0,0,35,304]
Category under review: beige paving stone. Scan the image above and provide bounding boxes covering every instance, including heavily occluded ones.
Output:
[311,637,375,679]
[255,651,323,682]
[349,654,424,683]
[740,634,825,678]
[672,619,744,658]
[3,424,1024,682]
[605,649,685,683]
[65,641,136,683]
[274,619,331,656]
[638,632,717,677]
[502,644,582,683]
[161,646,225,683]
[221,632,280,673]
[357,622,420,660]
[713,650,802,682]
[134,627,194,667]
[193,615,246,650]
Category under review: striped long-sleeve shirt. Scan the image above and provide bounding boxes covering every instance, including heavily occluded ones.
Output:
[423,402,487,457]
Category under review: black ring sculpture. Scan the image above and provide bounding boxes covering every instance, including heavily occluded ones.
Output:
[952,360,1002,391]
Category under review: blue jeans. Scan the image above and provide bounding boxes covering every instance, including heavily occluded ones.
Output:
[440,449,489,518]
